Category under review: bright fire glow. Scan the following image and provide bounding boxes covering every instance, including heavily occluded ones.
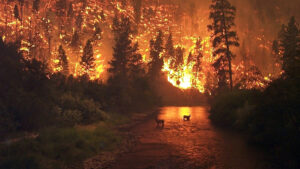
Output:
[0,0,271,92]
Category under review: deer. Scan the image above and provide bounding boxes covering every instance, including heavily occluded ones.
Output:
[183,114,191,121]
[155,116,164,127]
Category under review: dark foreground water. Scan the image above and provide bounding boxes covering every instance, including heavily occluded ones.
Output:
[111,107,274,169]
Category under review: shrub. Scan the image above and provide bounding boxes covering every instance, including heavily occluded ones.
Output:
[0,126,121,169]
[209,89,260,128]
[61,109,83,126]
[58,93,108,126]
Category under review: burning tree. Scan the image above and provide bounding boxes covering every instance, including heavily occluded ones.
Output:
[164,33,175,61]
[80,39,95,75]
[208,0,239,90]
[171,46,184,85]
[235,63,267,90]
[191,39,204,87]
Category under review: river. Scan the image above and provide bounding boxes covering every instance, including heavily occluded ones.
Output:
[110,106,274,169]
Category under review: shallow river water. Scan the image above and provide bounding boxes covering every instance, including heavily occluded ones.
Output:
[110,106,274,169]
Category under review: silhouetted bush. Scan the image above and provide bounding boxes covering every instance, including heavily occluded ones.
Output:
[248,78,300,169]
[209,89,260,129]
[209,78,300,168]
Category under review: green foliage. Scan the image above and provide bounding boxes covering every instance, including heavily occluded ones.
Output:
[0,40,55,132]
[0,126,121,169]
[61,109,83,126]
[0,39,110,134]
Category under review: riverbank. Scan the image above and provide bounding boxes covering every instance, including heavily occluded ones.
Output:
[0,109,158,169]
[208,78,300,169]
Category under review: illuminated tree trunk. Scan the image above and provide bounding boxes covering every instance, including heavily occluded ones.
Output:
[208,0,239,91]
[48,36,51,59]
[221,1,233,90]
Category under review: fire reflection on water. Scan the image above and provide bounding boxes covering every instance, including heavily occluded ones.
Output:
[148,107,268,169]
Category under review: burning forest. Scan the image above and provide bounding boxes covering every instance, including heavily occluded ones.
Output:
[0,0,299,169]
[2,0,296,93]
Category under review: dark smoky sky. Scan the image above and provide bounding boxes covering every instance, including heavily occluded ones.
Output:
[158,0,300,74]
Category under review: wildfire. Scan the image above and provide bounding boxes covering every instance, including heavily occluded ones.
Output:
[0,0,271,92]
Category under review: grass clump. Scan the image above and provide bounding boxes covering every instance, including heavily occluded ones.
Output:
[0,125,121,169]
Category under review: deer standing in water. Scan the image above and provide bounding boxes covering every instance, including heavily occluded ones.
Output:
[155,117,164,127]
[183,114,191,121]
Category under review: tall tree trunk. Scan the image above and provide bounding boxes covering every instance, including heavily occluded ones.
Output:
[48,36,51,61]
[15,21,18,41]
[4,3,8,36]
[221,0,233,90]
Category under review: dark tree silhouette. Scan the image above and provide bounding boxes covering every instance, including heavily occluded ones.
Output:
[132,0,142,24]
[76,13,83,30]
[187,52,193,65]
[164,33,175,61]
[67,3,74,18]
[148,30,164,79]
[272,40,281,75]
[109,15,144,80]
[171,46,184,85]
[109,16,132,78]
[13,5,20,40]
[278,16,300,79]
[81,39,95,74]
[92,24,102,42]
[13,5,20,20]
[128,43,145,79]
[32,0,40,13]
[192,39,203,84]
[208,0,239,90]
[70,30,80,48]
[108,15,148,113]
[55,0,67,17]
[18,0,24,25]
[42,11,53,59]
[57,45,69,75]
